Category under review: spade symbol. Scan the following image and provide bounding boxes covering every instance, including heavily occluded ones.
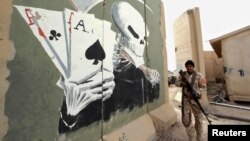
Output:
[85,40,106,65]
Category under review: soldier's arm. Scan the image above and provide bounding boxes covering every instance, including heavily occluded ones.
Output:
[198,73,207,94]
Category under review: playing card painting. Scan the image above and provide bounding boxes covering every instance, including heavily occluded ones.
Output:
[12,0,161,134]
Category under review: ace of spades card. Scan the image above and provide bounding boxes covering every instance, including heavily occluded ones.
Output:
[63,8,96,75]
[67,12,116,85]
[14,5,70,78]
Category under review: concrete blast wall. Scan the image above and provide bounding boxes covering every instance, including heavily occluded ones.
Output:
[174,7,205,76]
[0,0,176,141]
[174,7,208,105]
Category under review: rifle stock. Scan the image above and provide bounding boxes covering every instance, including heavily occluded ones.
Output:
[179,70,212,125]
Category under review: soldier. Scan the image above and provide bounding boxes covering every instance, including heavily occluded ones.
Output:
[176,60,206,141]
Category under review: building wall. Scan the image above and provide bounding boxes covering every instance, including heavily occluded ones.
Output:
[0,0,176,141]
[204,51,224,82]
[222,29,250,101]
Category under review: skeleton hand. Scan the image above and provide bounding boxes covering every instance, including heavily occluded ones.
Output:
[148,69,160,86]
[57,70,115,116]
[139,65,160,86]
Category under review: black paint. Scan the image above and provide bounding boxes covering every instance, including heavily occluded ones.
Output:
[74,20,88,32]
[128,25,139,39]
[58,60,160,133]
[49,30,61,41]
[85,40,106,65]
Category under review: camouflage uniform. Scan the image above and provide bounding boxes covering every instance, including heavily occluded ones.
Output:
[176,71,206,141]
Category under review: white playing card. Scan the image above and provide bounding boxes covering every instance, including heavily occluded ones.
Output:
[63,8,95,76]
[69,15,116,84]
[101,21,116,72]
[69,13,102,84]
[91,18,116,72]
[14,5,69,78]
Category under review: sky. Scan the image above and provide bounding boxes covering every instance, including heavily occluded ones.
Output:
[162,0,250,71]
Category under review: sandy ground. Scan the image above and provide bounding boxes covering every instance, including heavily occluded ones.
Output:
[156,85,250,141]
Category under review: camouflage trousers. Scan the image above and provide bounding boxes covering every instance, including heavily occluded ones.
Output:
[182,97,203,141]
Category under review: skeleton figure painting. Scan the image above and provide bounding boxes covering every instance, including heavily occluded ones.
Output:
[103,1,160,112]
[111,1,160,85]
[13,0,160,134]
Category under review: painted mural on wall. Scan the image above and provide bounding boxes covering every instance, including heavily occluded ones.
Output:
[13,0,160,134]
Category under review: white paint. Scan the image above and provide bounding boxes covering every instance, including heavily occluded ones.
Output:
[59,70,115,116]
[112,1,148,67]
[111,2,160,85]
[59,12,116,116]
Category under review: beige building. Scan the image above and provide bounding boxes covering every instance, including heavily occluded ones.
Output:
[210,26,250,102]
[203,51,224,82]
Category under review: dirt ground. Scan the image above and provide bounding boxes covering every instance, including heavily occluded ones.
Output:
[156,85,250,141]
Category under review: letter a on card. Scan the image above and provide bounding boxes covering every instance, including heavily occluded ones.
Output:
[14,5,69,78]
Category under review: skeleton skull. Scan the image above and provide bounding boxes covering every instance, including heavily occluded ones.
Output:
[112,1,149,58]
[111,1,160,85]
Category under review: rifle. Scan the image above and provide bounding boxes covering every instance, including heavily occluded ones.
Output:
[179,70,212,125]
